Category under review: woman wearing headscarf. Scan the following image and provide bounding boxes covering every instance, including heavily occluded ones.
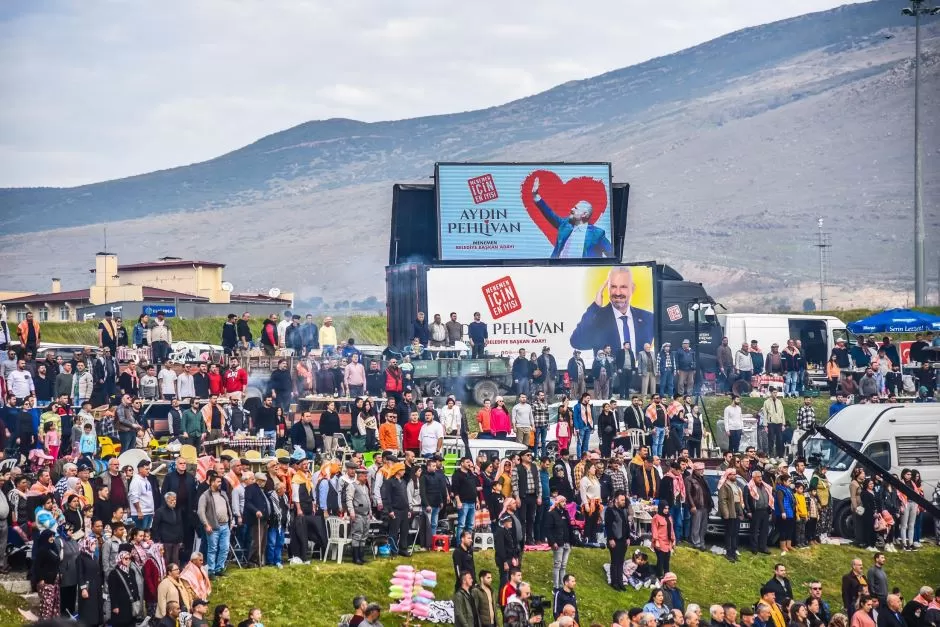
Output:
[108,548,143,627]
[774,474,796,555]
[32,528,62,619]
[63,493,84,536]
[650,500,676,578]
[76,534,104,626]
[809,465,832,539]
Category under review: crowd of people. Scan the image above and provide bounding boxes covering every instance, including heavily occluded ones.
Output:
[0,309,937,627]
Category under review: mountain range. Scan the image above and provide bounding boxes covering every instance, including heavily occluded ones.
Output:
[1,0,937,310]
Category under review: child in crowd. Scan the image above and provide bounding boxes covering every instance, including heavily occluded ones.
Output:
[136,425,155,450]
[794,482,809,547]
[623,550,657,590]
[80,422,98,457]
[43,422,60,460]
[140,365,159,400]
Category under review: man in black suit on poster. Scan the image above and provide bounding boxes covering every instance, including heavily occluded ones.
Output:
[570,267,654,357]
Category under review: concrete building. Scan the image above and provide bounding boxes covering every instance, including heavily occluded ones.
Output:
[1,253,293,322]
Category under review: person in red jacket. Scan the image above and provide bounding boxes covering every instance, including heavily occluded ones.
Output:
[207,364,224,396]
[385,359,404,403]
[401,411,423,455]
[224,357,248,397]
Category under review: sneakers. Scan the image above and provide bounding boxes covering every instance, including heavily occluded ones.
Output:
[276,563,283,569]
[885,544,898,553]
[290,557,303,565]
[913,542,922,549]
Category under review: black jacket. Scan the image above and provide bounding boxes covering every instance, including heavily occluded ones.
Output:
[451,469,479,504]
[878,609,907,627]
[236,319,253,343]
[544,507,572,546]
[222,322,238,348]
[766,576,794,606]
[381,476,409,512]
[902,601,929,627]
[494,524,520,571]
[244,483,271,521]
[421,470,449,508]
[604,505,629,541]
[267,369,293,396]
[452,545,476,588]
[152,505,184,544]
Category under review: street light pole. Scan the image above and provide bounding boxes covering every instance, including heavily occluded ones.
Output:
[903,0,939,306]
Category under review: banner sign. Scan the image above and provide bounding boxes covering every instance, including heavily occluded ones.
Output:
[142,304,176,317]
[437,163,614,260]
[426,264,654,366]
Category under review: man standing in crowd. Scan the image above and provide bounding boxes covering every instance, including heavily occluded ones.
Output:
[129,459,155,529]
[537,347,558,399]
[512,393,533,448]
[513,450,542,545]
[467,312,488,359]
[617,340,636,399]
[198,472,233,577]
[723,395,744,453]
[675,339,696,396]
[762,389,786,458]
[148,311,173,366]
[605,491,630,591]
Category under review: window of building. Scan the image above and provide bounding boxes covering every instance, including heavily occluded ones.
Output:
[16,310,27,322]
[59,306,70,321]
[38,307,49,322]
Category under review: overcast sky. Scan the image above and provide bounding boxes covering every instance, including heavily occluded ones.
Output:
[0,0,865,188]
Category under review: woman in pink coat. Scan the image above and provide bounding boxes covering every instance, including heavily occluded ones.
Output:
[490,396,511,439]
[651,500,676,579]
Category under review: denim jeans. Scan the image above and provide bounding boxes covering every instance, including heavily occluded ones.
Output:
[206,524,231,574]
[659,370,675,396]
[534,426,548,458]
[651,427,666,457]
[670,505,684,541]
[552,543,571,589]
[785,371,799,396]
[425,506,441,544]
[119,430,136,453]
[577,428,592,458]
[455,503,476,539]
[266,527,285,565]
[132,514,153,530]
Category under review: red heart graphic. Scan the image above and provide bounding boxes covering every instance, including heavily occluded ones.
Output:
[528,319,534,324]
[520,170,609,245]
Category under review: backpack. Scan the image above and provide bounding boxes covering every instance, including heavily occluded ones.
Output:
[317,477,341,515]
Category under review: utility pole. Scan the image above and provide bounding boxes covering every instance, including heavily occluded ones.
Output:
[903,0,940,305]
[816,218,831,310]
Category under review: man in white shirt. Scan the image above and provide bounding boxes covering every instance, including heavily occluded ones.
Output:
[158,364,178,400]
[176,367,196,399]
[511,394,534,447]
[418,412,444,458]
[128,459,156,529]
[722,395,744,453]
[6,359,34,403]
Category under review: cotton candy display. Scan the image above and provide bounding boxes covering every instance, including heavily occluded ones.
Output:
[388,568,438,622]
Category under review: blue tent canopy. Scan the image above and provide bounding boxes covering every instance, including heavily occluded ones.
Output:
[847,308,940,334]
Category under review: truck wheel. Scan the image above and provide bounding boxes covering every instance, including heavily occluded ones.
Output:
[473,380,500,406]
[834,502,854,539]
[425,379,444,397]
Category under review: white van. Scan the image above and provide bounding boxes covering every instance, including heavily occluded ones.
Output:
[719,313,854,387]
[802,403,940,538]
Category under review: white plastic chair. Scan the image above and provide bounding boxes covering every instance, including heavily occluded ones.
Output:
[626,429,646,454]
[324,516,352,564]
